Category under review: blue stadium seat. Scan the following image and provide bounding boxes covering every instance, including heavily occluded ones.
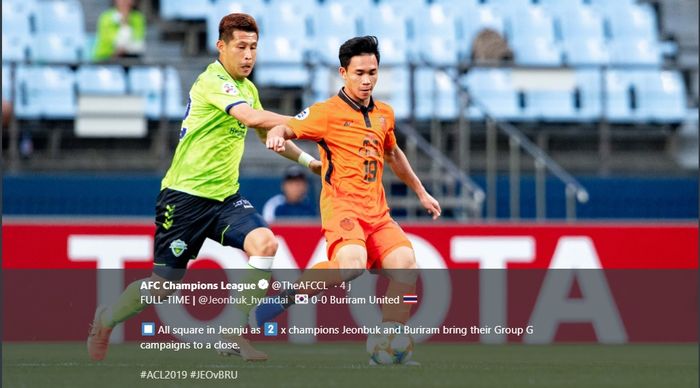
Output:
[160,0,213,20]
[524,88,577,121]
[255,3,311,87]
[590,0,658,42]
[457,4,506,62]
[311,3,360,65]
[409,4,459,66]
[511,37,562,66]
[461,68,521,120]
[128,66,184,120]
[603,70,636,122]
[2,34,31,63]
[30,34,84,63]
[325,0,375,9]
[206,0,265,52]
[76,65,127,95]
[2,0,36,36]
[357,3,409,65]
[34,0,84,39]
[31,0,85,63]
[609,38,661,66]
[562,38,609,65]
[373,66,410,121]
[507,5,561,65]
[632,70,686,122]
[14,66,76,119]
[553,4,608,64]
[13,66,41,119]
[574,69,603,120]
[415,68,459,120]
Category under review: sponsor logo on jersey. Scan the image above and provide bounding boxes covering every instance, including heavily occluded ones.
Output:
[169,239,188,257]
[340,218,355,231]
[222,82,239,96]
[295,108,310,120]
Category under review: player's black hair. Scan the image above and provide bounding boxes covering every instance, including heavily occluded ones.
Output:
[219,13,259,42]
[338,36,380,68]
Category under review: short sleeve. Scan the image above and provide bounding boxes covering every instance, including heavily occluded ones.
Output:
[288,104,328,142]
[383,106,397,151]
[203,77,247,114]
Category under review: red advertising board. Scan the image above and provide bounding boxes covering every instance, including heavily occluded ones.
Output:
[2,220,698,343]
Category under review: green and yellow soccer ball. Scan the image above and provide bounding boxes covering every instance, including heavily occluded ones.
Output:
[366,323,414,365]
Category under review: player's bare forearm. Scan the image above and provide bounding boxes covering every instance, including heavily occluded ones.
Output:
[230,104,290,130]
[386,146,442,219]
[265,125,322,175]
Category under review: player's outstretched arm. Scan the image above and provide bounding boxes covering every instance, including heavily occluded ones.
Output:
[256,127,321,176]
[385,144,441,220]
[228,102,289,130]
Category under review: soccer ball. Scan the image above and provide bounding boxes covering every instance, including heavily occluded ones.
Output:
[366,324,414,365]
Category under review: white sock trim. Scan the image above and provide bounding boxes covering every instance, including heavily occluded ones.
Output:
[248,256,274,270]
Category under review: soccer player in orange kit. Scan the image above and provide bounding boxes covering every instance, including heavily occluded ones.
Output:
[253,36,441,350]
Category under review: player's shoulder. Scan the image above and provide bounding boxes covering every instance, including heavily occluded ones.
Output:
[373,99,395,118]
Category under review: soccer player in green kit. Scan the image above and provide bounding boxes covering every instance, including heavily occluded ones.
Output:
[87,13,320,362]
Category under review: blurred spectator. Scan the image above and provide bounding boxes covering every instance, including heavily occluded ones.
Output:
[262,165,318,223]
[93,0,146,61]
[471,28,513,64]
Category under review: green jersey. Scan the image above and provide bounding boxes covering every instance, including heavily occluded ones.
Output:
[161,60,262,201]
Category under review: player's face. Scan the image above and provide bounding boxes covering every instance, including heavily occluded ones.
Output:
[217,30,257,80]
[339,54,378,106]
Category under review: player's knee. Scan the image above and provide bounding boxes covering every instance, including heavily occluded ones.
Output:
[257,235,278,257]
[245,230,278,257]
[383,248,417,270]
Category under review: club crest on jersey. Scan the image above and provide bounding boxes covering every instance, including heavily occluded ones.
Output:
[169,239,188,257]
[295,108,310,120]
[222,82,239,96]
[340,218,355,231]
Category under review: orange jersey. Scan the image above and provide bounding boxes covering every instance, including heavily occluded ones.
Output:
[288,88,397,229]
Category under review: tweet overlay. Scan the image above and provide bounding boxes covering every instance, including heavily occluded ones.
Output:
[2,268,698,387]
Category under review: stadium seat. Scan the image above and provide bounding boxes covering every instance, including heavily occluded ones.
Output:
[609,38,662,66]
[76,65,127,95]
[325,0,375,10]
[461,68,521,120]
[206,0,266,52]
[30,34,84,64]
[311,3,360,65]
[562,37,609,65]
[2,34,31,63]
[603,70,636,122]
[409,3,459,66]
[456,4,506,62]
[128,66,184,120]
[33,0,84,39]
[30,0,85,63]
[507,5,561,65]
[160,0,213,20]
[357,3,409,65]
[414,68,459,120]
[373,67,411,121]
[524,87,577,121]
[574,69,603,120]
[14,66,76,119]
[255,2,311,87]
[2,0,36,37]
[554,4,608,64]
[591,1,658,42]
[632,70,686,122]
[511,37,562,66]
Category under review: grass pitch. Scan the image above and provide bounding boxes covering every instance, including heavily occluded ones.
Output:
[3,342,697,388]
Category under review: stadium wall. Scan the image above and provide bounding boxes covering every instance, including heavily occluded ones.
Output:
[3,174,698,219]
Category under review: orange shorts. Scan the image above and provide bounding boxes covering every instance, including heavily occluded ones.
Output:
[324,213,412,269]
